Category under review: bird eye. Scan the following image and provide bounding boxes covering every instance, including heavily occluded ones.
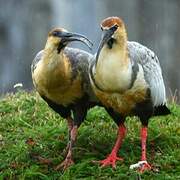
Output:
[110,24,118,32]
[114,24,118,28]
[113,24,118,30]
[52,31,60,37]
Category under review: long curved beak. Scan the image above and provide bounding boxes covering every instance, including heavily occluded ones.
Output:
[96,25,118,65]
[56,31,93,50]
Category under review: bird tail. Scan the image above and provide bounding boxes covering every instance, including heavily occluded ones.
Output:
[154,105,171,116]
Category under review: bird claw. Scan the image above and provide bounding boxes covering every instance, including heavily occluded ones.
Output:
[129,161,151,173]
[55,158,74,171]
[95,154,123,168]
[138,162,151,173]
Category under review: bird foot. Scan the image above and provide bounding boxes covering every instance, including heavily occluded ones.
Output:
[95,153,123,168]
[129,160,151,173]
[55,157,74,171]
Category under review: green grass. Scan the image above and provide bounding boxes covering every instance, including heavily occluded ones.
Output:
[0,90,180,179]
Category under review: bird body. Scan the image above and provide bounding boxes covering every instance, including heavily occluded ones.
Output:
[31,28,97,170]
[90,41,165,117]
[32,48,93,107]
[89,17,170,172]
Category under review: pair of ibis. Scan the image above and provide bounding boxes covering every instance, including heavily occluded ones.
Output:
[31,17,170,172]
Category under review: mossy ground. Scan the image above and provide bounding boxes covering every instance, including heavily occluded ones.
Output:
[0,91,180,179]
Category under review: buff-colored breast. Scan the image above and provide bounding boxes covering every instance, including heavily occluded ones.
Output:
[91,69,149,116]
[32,54,83,106]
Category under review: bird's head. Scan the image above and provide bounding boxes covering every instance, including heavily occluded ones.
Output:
[46,28,93,53]
[96,17,127,63]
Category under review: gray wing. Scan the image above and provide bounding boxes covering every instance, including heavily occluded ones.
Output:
[128,41,167,107]
[64,48,98,102]
[31,50,44,74]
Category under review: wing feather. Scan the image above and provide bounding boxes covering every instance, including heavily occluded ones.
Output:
[128,41,166,106]
[31,50,44,74]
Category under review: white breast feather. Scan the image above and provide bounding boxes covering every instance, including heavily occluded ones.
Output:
[95,51,132,91]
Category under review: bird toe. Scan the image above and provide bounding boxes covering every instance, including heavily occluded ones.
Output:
[98,154,123,168]
[130,161,151,173]
[138,162,151,173]
[55,158,74,171]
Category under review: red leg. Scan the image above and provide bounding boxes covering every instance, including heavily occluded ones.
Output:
[141,126,148,161]
[55,125,78,171]
[130,126,151,173]
[98,124,126,168]
[139,126,151,172]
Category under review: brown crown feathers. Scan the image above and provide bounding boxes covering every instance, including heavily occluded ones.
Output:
[101,16,124,29]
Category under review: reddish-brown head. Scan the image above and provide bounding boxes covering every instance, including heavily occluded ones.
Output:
[95,17,127,64]
[101,16,124,29]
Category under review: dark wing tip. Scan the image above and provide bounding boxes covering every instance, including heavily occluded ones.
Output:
[154,105,171,116]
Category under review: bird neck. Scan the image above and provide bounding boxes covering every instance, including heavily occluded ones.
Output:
[43,45,62,68]
[40,46,71,88]
[94,38,132,92]
[97,32,129,67]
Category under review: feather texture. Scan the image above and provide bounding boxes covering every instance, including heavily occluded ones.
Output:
[128,41,166,107]
[89,16,170,170]
[32,47,98,104]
